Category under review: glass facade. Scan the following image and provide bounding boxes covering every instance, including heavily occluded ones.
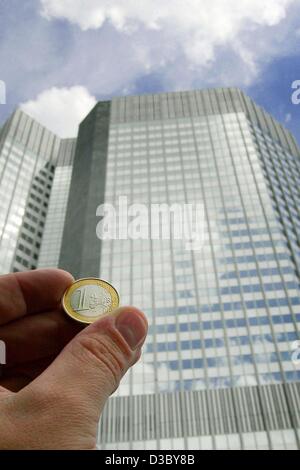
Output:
[0,109,61,273]
[96,90,300,450]
[0,88,299,450]
[38,139,76,269]
[0,110,75,273]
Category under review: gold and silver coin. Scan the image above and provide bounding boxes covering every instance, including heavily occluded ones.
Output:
[62,278,119,324]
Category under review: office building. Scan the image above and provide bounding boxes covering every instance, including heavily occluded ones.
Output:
[0,88,299,449]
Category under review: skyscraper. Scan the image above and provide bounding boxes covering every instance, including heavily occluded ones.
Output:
[0,88,299,450]
[0,109,76,274]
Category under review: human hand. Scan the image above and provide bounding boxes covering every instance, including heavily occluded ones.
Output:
[0,269,148,449]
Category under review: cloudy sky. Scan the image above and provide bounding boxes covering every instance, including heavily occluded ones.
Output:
[0,0,300,141]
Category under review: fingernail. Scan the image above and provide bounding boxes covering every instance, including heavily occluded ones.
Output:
[115,310,147,350]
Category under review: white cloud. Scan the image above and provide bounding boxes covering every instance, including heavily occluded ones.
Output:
[40,0,294,33]
[235,375,258,387]
[21,86,97,137]
[285,112,292,123]
[2,0,299,134]
[40,0,296,76]
[118,362,176,396]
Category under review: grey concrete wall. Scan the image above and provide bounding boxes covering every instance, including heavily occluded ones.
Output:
[59,101,111,278]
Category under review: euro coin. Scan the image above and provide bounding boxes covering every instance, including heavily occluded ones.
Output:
[62,278,119,324]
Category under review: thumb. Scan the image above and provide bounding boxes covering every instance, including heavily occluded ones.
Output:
[31,306,148,420]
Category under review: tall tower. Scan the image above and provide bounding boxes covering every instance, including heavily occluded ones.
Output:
[1,88,300,450]
[0,109,76,274]
[0,109,60,273]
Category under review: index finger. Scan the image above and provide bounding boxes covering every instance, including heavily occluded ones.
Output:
[0,269,74,325]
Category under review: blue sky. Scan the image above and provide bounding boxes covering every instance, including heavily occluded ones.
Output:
[0,0,300,142]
